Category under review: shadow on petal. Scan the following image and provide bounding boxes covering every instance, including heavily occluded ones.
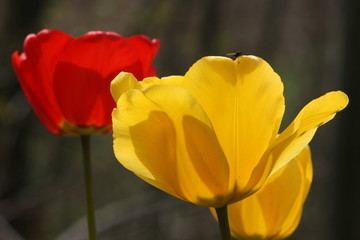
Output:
[183,115,229,206]
[128,111,183,199]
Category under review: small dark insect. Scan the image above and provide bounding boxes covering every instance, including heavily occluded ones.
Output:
[226,51,243,59]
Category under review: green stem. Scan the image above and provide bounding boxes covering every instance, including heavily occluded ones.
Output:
[80,135,97,240]
[215,205,231,240]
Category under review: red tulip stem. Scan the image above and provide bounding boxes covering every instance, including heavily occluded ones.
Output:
[80,135,97,240]
[215,205,232,240]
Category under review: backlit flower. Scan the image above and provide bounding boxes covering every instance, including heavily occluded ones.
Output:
[211,146,312,240]
[111,55,348,207]
[12,29,160,135]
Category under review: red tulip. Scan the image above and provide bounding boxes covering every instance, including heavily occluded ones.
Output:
[12,29,160,136]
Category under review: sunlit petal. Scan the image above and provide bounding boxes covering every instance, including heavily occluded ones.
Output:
[112,85,229,206]
[12,29,73,134]
[111,72,142,103]
[127,35,160,76]
[140,75,184,88]
[182,56,285,191]
[268,91,348,176]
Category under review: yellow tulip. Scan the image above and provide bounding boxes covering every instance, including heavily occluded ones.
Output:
[211,146,312,240]
[111,55,348,207]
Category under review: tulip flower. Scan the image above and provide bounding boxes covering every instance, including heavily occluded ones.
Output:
[12,29,160,136]
[111,55,347,209]
[111,55,347,240]
[211,146,313,240]
[111,55,348,208]
[12,29,160,240]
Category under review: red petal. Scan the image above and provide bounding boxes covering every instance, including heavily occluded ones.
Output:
[56,32,141,79]
[12,29,73,134]
[53,32,157,127]
[14,30,160,133]
[128,35,160,77]
[53,62,108,126]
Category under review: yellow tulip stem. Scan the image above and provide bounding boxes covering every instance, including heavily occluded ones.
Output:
[215,205,232,240]
[80,135,97,240]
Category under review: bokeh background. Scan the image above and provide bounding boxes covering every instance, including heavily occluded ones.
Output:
[0,0,359,239]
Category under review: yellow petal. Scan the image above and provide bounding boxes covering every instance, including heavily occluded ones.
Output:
[110,72,141,103]
[298,146,313,202]
[182,56,285,191]
[250,158,302,238]
[140,75,184,89]
[268,91,348,175]
[112,85,230,207]
[277,146,312,239]
[222,146,312,240]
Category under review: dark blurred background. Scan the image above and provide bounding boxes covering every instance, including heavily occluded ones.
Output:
[0,0,359,239]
